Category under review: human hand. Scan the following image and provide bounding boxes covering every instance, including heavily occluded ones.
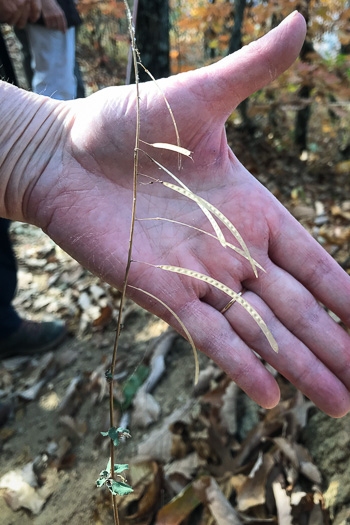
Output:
[3,12,350,417]
[41,0,67,32]
[0,0,41,28]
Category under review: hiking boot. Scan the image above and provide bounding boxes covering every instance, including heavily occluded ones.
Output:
[0,320,67,359]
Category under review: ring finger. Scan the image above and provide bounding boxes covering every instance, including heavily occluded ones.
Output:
[221,288,350,417]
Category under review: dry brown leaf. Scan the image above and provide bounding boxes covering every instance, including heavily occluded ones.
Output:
[125,461,162,520]
[193,364,221,396]
[78,291,91,311]
[118,462,154,515]
[58,375,83,415]
[292,205,316,221]
[137,403,192,462]
[308,503,326,525]
[273,438,322,484]
[319,224,350,245]
[330,204,350,221]
[0,464,58,515]
[17,378,47,401]
[286,391,314,434]
[193,476,242,524]
[335,160,350,175]
[92,305,113,328]
[59,415,87,439]
[155,482,201,525]
[143,329,177,393]
[0,427,15,443]
[273,437,300,469]
[131,391,161,428]
[236,452,275,512]
[272,479,292,525]
[165,452,205,480]
[231,416,283,470]
[17,352,57,400]
[220,381,239,435]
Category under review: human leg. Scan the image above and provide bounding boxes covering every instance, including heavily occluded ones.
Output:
[0,218,21,340]
[25,24,77,100]
[0,219,67,357]
[0,29,18,85]
[14,28,33,88]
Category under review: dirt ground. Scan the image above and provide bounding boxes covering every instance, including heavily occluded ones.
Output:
[0,226,208,524]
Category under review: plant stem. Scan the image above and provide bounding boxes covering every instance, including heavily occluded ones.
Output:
[108,2,140,524]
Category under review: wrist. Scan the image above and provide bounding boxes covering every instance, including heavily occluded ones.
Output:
[0,81,70,224]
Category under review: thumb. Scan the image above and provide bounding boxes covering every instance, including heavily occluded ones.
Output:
[194,11,307,119]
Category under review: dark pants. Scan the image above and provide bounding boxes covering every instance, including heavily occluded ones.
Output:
[0,33,21,339]
[0,219,21,339]
[0,29,18,85]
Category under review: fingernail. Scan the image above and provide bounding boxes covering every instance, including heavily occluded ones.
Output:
[281,10,299,24]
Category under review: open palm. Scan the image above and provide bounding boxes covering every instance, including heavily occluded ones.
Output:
[24,12,350,417]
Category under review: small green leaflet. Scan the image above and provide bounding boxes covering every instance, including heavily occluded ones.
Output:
[114,463,129,473]
[96,460,132,495]
[107,479,134,496]
[100,427,131,446]
[96,477,107,488]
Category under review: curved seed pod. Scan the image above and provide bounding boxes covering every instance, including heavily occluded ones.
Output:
[139,151,227,247]
[154,265,278,353]
[128,285,200,384]
[137,217,266,273]
[162,182,257,277]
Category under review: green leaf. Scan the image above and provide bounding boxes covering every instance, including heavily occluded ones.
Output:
[101,428,131,447]
[105,369,113,382]
[108,480,134,496]
[101,427,120,446]
[122,365,149,410]
[96,477,107,488]
[114,463,129,474]
[99,469,109,478]
[107,427,120,446]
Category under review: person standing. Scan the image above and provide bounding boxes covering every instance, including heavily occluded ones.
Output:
[24,0,82,100]
[0,0,67,357]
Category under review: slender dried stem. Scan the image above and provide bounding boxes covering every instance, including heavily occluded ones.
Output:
[108,2,140,523]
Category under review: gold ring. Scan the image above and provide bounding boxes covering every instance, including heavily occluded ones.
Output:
[220,291,244,314]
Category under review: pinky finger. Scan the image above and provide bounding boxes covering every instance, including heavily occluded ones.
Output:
[178,299,281,409]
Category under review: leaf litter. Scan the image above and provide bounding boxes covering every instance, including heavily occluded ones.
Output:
[0,228,337,524]
[1,126,350,523]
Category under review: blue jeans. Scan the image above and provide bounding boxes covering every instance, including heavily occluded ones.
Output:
[26,25,77,100]
[0,219,21,339]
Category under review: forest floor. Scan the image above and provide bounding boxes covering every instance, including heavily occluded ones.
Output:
[1,26,350,525]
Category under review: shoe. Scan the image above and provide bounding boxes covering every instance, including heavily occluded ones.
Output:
[0,320,67,359]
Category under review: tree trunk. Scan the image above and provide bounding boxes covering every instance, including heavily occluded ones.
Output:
[132,0,170,82]
[294,1,312,152]
[228,0,252,129]
[228,0,246,55]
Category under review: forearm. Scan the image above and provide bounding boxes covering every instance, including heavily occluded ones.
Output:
[0,81,69,223]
